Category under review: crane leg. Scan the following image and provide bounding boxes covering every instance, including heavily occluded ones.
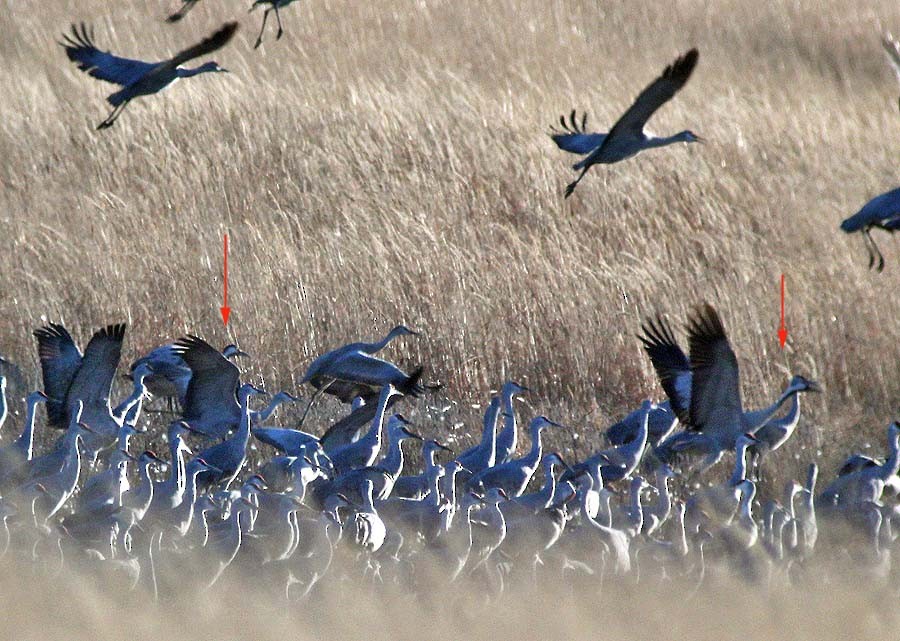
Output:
[97,101,130,130]
[297,378,334,427]
[564,167,589,199]
[274,5,284,39]
[254,9,271,49]
[863,229,885,272]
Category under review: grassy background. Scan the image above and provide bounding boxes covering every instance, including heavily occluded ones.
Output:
[0,0,897,482]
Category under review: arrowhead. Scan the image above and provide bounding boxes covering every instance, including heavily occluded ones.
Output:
[220,306,231,326]
[778,327,787,349]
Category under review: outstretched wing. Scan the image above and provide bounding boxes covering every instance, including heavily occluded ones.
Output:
[34,323,83,427]
[602,49,698,141]
[65,324,127,416]
[639,315,691,424]
[173,335,240,419]
[60,23,158,86]
[549,110,606,154]
[161,21,238,70]
[686,304,743,437]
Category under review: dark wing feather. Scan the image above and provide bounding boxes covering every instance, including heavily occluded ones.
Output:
[686,304,743,435]
[65,324,126,416]
[549,110,607,154]
[60,23,157,86]
[173,335,240,419]
[34,323,83,427]
[162,21,238,70]
[602,48,698,142]
[639,316,691,424]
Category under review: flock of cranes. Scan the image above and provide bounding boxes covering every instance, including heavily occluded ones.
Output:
[0,306,894,600]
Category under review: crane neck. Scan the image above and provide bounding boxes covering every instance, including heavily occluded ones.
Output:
[520,423,546,469]
[744,384,801,432]
[253,395,289,423]
[113,376,147,423]
[880,430,900,479]
[495,389,519,461]
[379,430,408,478]
[479,398,500,461]
[14,396,42,458]
[0,381,6,431]
[729,441,752,486]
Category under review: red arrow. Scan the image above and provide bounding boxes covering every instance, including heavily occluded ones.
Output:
[220,233,231,326]
[778,273,787,348]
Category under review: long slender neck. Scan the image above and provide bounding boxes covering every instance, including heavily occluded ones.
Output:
[379,431,406,478]
[645,132,692,149]
[521,424,544,468]
[114,376,146,422]
[479,398,500,460]
[629,480,644,527]
[778,393,801,431]
[744,386,799,431]
[496,389,518,458]
[881,432,900,479]
[729,441,751,485]
[423,443,439,471]
[254,395,287,423]
[537,462,557,503]
[362,329,399,354]
[14,397,41,457]
[0,381,6,431]
[652,473,671,520]
[176,65,213,79]
[363,390,393,451]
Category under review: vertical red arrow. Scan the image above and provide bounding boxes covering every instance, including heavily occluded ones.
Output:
[220,233,231,326]
[778,273,787,348]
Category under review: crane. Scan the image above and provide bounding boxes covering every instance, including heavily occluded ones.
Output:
[555,48,703,197]
[60,22,237,129]
[840,186,900,272]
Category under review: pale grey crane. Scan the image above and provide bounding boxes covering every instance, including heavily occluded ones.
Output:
[122,451,167,520]
[840,186,900,272]
[749,380,820,476]
[299,325,424,425]
[641,306,820,471]
[574,472,631,575]
[60,22,237,129]
[605,399,677,446]
[174,335,295,439]
[252,425,319,456]
[349,479,387,553]
[510,452,570,511]
[820,422,900,507]
[0,391,48,484]
[455,395,500,473]
[23,400,87,482]
[185,384,267,489]
[467,417,563,497]
[328,385,402,475]
[130,342,247,409]
[250,0,302,49]
[558,48,703,197]
[392,438,453,499]
[494,381,529,464]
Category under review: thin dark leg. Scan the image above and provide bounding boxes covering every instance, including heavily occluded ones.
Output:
[297,378,334,428]
[254,8,271,49]
[864,229,885,272]
[274,4,284,39]
[97,101,129,130]
[564,166,589,199]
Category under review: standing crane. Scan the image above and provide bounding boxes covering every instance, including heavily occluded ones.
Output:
[553,48,703,197]
[641,305,820,472]
[840,186,900,272]
[60,22,237,129]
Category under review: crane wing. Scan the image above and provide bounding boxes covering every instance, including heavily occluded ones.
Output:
[60,24,158,87]
[601,49,698,141]
[161,22,238,70]
[33,323,83,427]
[326,352,411,388]
[173,335,240,419]
[549,110,607,154]
[639,315,692,424]
[685,304,743,439]
[65,324,126,416]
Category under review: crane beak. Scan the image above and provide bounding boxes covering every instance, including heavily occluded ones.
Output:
[806,380,822,393]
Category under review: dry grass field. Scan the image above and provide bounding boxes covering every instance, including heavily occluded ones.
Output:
[0,1,899,638]
[0,1,898,485]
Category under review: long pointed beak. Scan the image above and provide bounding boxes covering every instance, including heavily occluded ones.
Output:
[807,381,822,393]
